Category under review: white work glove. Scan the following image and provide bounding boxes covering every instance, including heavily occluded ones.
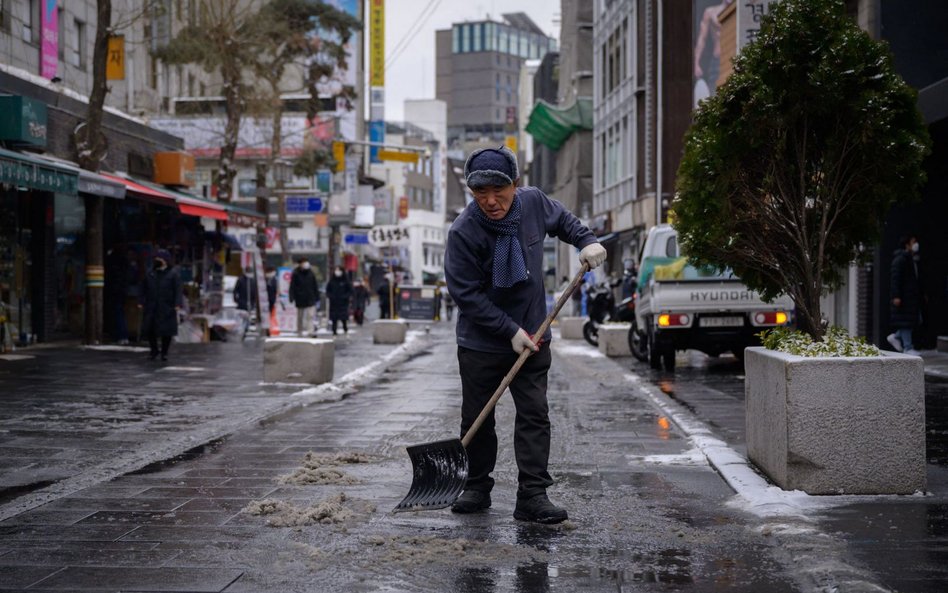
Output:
[579,243,607,269]
[510,328,539,354]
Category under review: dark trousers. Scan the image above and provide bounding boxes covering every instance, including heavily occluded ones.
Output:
[148,334,172,357]
[331,318,348,334]
[457,344,553,500]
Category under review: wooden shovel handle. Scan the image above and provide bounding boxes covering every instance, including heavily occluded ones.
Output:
[461,263,589,448]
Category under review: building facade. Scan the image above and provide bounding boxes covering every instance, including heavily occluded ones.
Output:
[591,0,692,275]
[436,13,557,153]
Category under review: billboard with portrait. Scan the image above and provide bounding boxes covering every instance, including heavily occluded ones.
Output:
[692,0,734,108]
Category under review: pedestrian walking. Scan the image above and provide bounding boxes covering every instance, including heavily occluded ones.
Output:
[443,287,455,321]
[888,235,922,355]
[139,249,183,361]
[234,267,257,339]
[289,257,319,337]
[351,278,370,326]
[234,267,257,312]
[377,275,392,319]
[264,267,278,313]
[326,266,353,335]
[444,145,606,524]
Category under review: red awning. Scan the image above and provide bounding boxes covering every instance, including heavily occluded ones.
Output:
[99,173,177,206]
[179,203,228,220]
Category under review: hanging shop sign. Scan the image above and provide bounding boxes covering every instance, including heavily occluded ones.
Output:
[0,149,77,194]
[368,225,411,247]
[0,96,48,147]
[153,151,195,187]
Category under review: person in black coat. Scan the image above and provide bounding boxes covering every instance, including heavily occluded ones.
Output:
[264,266,278,312]
[140,249,182,361]
[289,257,320,337]
[351,278,370,326]
[234,267,257,312]
[325,266,354,335]
[377,276,392,319]
[888,235,921,354]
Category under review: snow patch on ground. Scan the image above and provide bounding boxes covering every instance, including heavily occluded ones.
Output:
[158,366,208,372]
[244,493,373,526]
[81,345,150,353]
[553,342,605,358]
[0,354,35,361]
[627,448,708,466]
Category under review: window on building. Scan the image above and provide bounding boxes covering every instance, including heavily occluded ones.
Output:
[188,72,195,96]
[486,22,495,51]
[452,25,459,53]
[149,55,158,89]
[68,19,86,68]
[23,0,38,44]
[472,23,482,52]
[57,7,64,59]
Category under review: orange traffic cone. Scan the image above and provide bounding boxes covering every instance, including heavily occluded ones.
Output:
[269,307,280,336]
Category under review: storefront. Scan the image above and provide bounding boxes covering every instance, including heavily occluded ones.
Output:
[0,147,79,346]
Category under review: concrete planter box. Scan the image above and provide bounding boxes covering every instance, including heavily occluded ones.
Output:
[373,319,407,344]
[264,338,334,384]
[559,317,586,340]
[745,347,926,495]
[598,323,632,357]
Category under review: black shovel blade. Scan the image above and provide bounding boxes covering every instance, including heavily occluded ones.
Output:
[393,438,468,512]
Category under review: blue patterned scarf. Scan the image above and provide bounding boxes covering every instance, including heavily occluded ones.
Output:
[470,196,528,288]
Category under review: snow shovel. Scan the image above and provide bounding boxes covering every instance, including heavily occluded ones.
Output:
[393,263,589,512]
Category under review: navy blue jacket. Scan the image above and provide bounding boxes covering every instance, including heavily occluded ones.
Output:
[445,186,597,353]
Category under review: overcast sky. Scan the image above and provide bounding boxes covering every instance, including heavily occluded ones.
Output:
[377,0,560,122]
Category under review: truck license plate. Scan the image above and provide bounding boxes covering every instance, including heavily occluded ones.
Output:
[699,316,744,327]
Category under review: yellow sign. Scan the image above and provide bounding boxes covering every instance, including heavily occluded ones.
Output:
[332,141,345,172]
[377,150,418,164]
[369,0,384,87]
[106,35,124,80]
[505,135,518,153]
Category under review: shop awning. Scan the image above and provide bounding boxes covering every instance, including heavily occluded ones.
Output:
[525,97,594,151]
[0,147,78,194]
[99,173,178,206]
[179,202,227,220]
[224,203,266,227]
[130,178,229,221]
[25,153,127,199]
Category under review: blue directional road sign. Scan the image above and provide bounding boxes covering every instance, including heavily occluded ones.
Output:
[344,233,369,245]
[285,197,323,213]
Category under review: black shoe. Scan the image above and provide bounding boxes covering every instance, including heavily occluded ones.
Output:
[451,490,491,514]
[514,493,568,524]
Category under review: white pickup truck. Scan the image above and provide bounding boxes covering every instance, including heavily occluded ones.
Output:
[630,225,794,371]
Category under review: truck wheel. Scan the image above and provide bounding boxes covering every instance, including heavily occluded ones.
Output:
[662,348,676,372]
[628,321,648,362]
[582,320,599,347]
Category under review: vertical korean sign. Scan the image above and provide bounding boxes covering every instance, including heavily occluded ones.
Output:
[737,0,778,50]
[40,0,58,80]
[369,0,385,163]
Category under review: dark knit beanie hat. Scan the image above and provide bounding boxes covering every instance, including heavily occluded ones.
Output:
[155,249,171,262]
[464,145,519,189]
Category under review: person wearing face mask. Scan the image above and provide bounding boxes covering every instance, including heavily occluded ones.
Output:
[233,267,257,313]
[139,249,182,361]
[264,266,278,313]
[888,235,922,356]
[290,257,320,337]
[444,146,606,524]
[325,265,354,335]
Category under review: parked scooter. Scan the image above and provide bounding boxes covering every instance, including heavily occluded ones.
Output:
[582,277,636,346]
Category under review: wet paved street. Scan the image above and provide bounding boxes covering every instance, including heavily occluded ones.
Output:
[0,326,801,592]
[628,349,948,593]
[0,325,428,519]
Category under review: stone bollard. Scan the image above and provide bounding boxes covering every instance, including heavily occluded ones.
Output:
[373,319,407,344]
[264,338,334,384]
[558,316,586,340]
[598,323,632,357]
